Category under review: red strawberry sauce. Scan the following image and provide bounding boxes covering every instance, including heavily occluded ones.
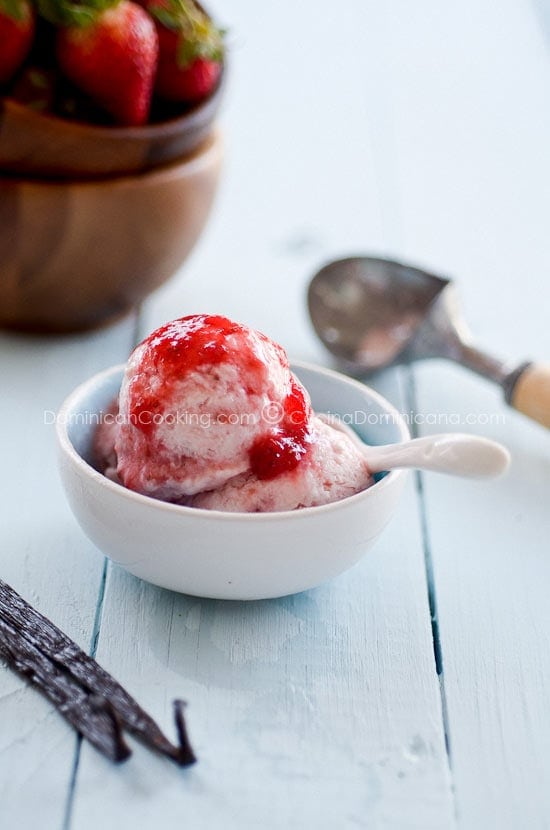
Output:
[249,379,311,481]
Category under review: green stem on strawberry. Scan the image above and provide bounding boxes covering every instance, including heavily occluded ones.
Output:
[0,0,29,22]
[35,0,120,28]
[147,0,223,68]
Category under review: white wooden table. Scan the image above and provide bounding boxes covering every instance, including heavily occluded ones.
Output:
[2,2,550,827]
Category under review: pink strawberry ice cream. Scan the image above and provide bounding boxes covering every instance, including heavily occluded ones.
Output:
[94,314,373,512]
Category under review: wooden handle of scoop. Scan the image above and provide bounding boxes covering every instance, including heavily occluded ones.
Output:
[509,363,550,428]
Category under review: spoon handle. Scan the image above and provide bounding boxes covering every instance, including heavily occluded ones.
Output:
[365,433,510,479]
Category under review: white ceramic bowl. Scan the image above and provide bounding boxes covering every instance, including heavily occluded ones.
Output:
[56,362,410,600]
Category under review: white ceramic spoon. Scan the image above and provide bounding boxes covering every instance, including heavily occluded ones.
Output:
[320,417,510,478]
[364,433,510,478]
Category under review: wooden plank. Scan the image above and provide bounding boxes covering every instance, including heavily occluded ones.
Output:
[413,365,550,829]
[0,318,136,829]
[70,373,454,830]
[377,0,550,826]
[68,2,454,826]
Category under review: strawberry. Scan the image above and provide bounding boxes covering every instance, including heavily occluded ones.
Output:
[0,0,35,86]
[145,0,223,104]
[51,0,159,126]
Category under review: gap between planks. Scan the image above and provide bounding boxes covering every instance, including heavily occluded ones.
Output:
[61,311,142,830]
[404,367,457,820]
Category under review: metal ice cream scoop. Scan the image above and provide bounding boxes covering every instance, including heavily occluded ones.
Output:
[308,256,550,429]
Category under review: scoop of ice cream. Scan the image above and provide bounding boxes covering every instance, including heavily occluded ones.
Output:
[95,314,374,512]
[114,314,313,500]
[188,415,372,512]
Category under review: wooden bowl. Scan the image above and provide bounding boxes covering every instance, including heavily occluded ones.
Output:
[0,68,225,180]
[0,130,222,333]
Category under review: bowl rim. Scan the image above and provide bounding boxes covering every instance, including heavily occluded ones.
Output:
[56,360,410,523]
[1,128,221,188]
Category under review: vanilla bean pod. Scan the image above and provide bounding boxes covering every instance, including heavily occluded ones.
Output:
[0,579,196,766]
[0,616,130,762]
[173,700,197,765]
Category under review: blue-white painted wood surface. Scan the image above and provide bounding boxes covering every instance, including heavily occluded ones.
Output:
[1,1,549,827]
[0,321,136,828]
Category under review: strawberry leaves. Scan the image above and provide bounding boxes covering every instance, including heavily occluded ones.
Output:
[147,0,223,68]
[36,0,119,28]
[0,0,30,22]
